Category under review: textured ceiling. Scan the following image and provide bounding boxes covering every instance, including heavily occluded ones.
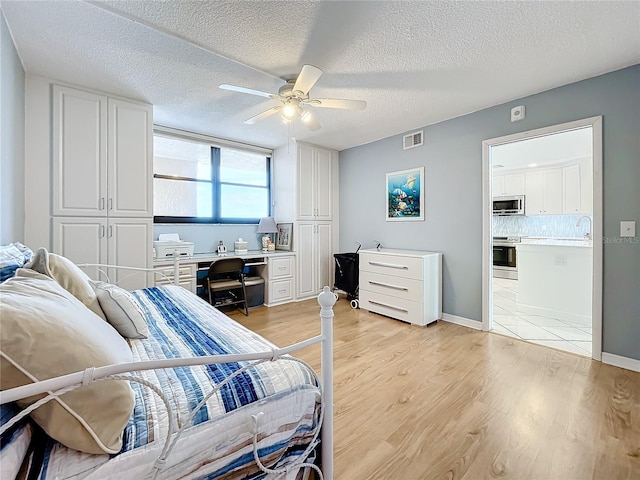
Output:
[2,0,639,151]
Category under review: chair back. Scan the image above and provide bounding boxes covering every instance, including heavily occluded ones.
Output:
[207,258,245,278]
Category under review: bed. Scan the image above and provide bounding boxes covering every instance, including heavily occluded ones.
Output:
[0,245,335,480]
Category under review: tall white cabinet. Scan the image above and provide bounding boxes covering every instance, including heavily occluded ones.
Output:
[273,140,338,300]
[50,84,153,290]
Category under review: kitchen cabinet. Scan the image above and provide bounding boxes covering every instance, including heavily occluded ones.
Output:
[52,217,153,290]
[296,143,333,220]
[296,222,333,299]
[563,164,582,214]
[525,168,563,215]
[52,85,153,218]
[493,172,525,196]
[358,249,442,326]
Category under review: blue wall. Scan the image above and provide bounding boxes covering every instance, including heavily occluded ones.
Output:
[339,65,640,360]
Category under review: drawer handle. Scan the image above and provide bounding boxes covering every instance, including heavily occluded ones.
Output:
[368,261,409,270]
[368,281,408,291]
[368,300,408,313]
[278,289,287,293]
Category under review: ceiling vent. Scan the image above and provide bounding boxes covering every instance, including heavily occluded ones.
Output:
[403,130,424,150]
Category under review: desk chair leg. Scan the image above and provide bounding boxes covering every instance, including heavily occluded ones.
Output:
[241,283,249,316]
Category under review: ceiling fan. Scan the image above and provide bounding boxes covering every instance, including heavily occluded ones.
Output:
[219,65,367,131]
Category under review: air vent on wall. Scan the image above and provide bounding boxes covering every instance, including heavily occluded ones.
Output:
[403,130,424,150]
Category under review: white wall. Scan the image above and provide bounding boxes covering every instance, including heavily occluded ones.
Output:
[0,12,25,244]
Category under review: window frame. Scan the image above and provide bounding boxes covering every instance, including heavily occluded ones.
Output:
[152,130,272,224]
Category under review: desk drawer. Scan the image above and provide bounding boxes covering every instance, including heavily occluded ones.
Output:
[359,290,426,325]
[154,264,196,282]
[359,252,423,280]
[269,256,293,280]
[268,278,293,303]
[359,270,423,303]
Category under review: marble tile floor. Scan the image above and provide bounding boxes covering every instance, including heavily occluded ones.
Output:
[492,277,592,357]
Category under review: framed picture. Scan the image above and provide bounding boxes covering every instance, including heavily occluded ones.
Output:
[276,223,293,251]
[386,166,424,221]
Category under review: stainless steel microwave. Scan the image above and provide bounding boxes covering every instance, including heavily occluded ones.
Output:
[493,195,525,215]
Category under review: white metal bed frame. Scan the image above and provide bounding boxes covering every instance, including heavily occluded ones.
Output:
[0,256,335,480]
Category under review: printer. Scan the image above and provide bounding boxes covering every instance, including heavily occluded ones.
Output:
[153,233,194,259]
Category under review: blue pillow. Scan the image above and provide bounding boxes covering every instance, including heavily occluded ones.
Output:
[0,243,33,282]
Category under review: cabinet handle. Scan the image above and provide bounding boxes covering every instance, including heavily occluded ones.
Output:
[100,225,105,238]
[99,198,105,210]
[108,198,113,210]
[368,280,408,291]
[368,300,408,313]
[368,261,409,270]
[108,226,113,238]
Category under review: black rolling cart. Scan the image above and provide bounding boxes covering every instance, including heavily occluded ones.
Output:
[333,242,361,309]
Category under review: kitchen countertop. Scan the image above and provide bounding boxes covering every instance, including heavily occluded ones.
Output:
[518,238,592,248]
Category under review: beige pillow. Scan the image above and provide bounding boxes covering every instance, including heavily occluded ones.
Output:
[93,281,149,339]
[26,247,105,320]
[0,270,134,454]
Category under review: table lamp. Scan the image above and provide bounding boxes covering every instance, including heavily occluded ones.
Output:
[256,217,278,252]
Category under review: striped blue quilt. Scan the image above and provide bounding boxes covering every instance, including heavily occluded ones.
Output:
[18,286,321,480]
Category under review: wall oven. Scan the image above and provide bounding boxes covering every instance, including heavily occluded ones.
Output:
[493,195,525,216]
[493,236,520,280]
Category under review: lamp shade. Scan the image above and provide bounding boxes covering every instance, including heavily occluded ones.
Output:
[256,216,278,234]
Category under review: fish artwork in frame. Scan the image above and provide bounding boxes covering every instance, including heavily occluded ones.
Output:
[386,166,424,221]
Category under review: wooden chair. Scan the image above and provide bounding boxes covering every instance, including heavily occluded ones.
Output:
[206,258,249,316]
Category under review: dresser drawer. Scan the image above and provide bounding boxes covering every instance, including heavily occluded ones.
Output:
[359,270,423,303]
[269,256,293,280]
[359,290,427,326]
[359,252,423,280]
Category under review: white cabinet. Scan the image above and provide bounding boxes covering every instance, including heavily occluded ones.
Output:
[563,164,581,214]
[297,222,333,299]
[52,217,153,290]
[266,254,295,305]
[493,172,525,196]
[525,168,563,215]
[296,143,333,220]
[52,85,153,218]
[358,249,442,326]
[154,263,197,293]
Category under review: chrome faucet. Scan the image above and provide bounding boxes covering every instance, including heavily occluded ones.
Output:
[373,240,382,251]
[576,215,592,240]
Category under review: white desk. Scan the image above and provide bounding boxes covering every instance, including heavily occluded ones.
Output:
[153,250,296,306]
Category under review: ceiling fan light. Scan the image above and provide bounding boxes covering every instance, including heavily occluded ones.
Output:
[282,103,296,118]
[281,114,292,124]
[299,108,311,122]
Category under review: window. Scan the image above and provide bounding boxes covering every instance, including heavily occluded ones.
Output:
[153,133,271,223]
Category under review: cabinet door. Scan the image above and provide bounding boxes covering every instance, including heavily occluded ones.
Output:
[493,174,505,196]
[52,85,107,216]
[525,171,545,215]
[544,169,563,214]
[297,145,315,219]
[108,99,153,217]
[563,164,581,214]
[503,173,525,195]
[316,222,333,292]
[107,218,153,290]
[296,222,316,298]
[52,217,107,280]
[315,148,333,220]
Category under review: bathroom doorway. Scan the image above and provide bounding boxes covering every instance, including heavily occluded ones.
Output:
[482,117,603,360]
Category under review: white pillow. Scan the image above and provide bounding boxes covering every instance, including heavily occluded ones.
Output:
[0,269,134,455]
[93,281,149,339]
[25,247,106,320]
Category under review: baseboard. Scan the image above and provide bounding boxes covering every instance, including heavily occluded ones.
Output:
[601,353,640,373]
[441,313,482,330]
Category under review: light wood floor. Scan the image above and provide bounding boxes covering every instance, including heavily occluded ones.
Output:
[228,297,640,480]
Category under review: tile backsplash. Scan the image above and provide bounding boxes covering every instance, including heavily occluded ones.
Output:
[493,214,592,239]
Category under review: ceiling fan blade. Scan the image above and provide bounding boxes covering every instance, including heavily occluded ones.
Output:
[244,106,282,124]
[219,84,277,99]
[292,65,323,96]
[305,98,367,110]
[303,113,321,131]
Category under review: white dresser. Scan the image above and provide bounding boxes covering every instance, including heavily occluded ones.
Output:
[358,248,442,326]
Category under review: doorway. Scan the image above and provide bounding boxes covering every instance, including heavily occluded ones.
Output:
[482,117,603,360]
